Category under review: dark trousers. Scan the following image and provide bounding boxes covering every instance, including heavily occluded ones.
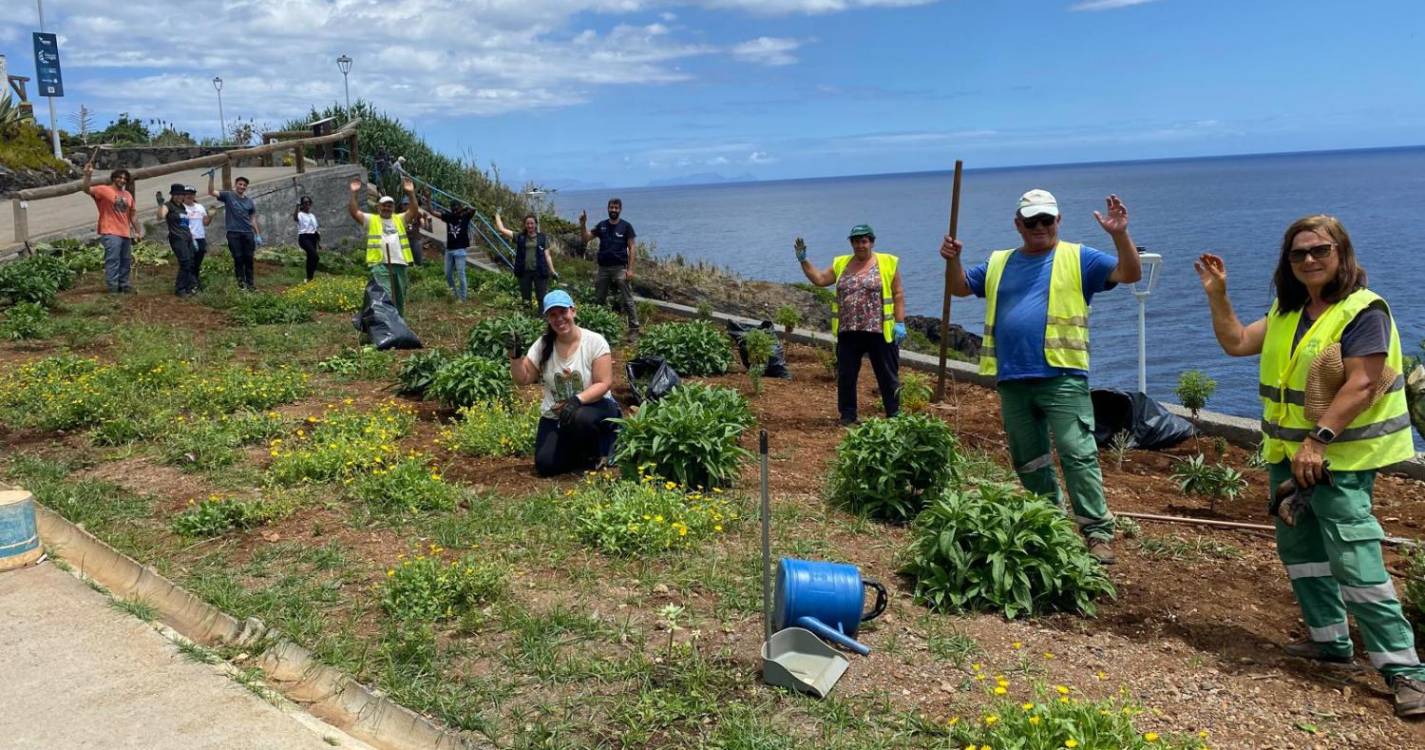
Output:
[227,232,256,289]
[534,398,621,477]
[169,235,198,296]
[595,264,639,330]
[192,238,207,289]
[408,232,424,265]
[517,272,549,312]
[836,331,900,422]
[299,233,320,281]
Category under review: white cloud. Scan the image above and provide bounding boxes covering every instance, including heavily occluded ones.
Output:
[1069,0,1164,10]
[706,0,933,14]
[731,37,802,66]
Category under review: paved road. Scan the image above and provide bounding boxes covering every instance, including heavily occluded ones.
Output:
[0,562,374,750]
[2,166,310,251]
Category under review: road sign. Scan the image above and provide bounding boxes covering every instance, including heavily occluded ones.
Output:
[32,32,63,97]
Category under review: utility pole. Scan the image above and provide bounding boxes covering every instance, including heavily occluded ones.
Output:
[336,55,352,114]
[36,0,61,159]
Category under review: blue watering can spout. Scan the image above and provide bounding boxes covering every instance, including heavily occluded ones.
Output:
[795,616,871,656]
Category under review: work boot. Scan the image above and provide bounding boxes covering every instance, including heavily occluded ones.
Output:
[1282,639,1354,665]
[1086,537,1116,565]
[1392,676,1425,719]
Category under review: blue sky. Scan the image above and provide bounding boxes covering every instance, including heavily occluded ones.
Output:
[2,0,1421,187]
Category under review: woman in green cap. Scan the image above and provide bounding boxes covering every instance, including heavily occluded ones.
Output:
[795,224,906,425]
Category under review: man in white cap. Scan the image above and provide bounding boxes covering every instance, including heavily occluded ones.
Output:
[940,190,1141,564]
[347,176,421,316]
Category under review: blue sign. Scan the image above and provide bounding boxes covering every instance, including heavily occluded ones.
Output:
[33,32,63,97]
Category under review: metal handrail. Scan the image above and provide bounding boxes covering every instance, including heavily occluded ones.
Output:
[391,164,514,271]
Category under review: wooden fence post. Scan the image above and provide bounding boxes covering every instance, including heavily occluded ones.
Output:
[12,198,29,246]
[221,158,233,192]
[349,133,360,169]
[294,145,305,174]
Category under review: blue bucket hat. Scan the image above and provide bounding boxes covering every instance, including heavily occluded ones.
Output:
[542,289,575,314]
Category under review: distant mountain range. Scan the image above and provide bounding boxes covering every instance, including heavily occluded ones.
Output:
[644,172,758,187]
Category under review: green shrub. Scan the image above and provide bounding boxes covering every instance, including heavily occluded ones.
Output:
[349,457,462,514]
[827,413,960,522]
[171,495,276,537]
[568,474,736,556]
[267,402,415,484]
[381,552,507,622]
[466,313,545,360]
[773,305,802,332]
[742,328,776,395]
[898,371,934,413]
[162,410,288,471]
[613,383,753,489]
[281,275,366,313]
[230,292,314,326]
[635,321,731,376]
[0,302,52,340]
[1171,453,1247,513]
[428,354,513,410]
[946,684,1199,749]
[903,483,1116,619]
[395,349,448,397]
[1403,546,1425,635]
[440,400,540,457]
[574,303,626,344]
[1175,370,1216,418]
[0,253,73,306]
[316,346,396,380]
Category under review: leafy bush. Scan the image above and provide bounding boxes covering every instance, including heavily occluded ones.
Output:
[1171,454,1247,512]
[613,383,753,488]
[574,303,626,344]
[1403,547,1425,635]
[395,349,449,397]
[281,275,366,313]
[316,346,396,380]
[742,328,776,395]
[162,410,288,471]
[171,495,276,537]
[0,253,73,307]
[230,292,314,326]
[1175,370,1216,418]
[635,321,732,377]
[898,371,933,413]
[773,305,802,332]
[466,313,545,360]
[267,402,415,484]
[440,400,540,457]
[568,474,736,556]
[946,683,1200,750]
[827,413,960,522]
[349,457,462,514]
[903,483,1117,619]
[0,302,51,340]
[428,354,513,410]
[381,552,507,621]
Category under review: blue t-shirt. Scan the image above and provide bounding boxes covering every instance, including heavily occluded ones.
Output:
[218,191,256,234]
[966,245,1119,382]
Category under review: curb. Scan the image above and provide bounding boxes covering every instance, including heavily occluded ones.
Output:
[34,504,489,750]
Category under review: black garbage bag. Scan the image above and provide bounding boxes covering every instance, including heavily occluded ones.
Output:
[725,319,791,379]
[353,278,423,350]
[626,356,681,405]
[1090,388,1195,450]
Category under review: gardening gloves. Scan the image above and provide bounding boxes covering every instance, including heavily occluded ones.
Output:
[1269,464,1333,526]
[507,331,522,360]
[893,322,907,345]
[556,397,582,428]
[794,237,808,262]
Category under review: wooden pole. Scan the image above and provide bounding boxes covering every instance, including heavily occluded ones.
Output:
[12,198,29,245]
[221,158,233,192]
[294,145,306,174]
[933,160,964,403]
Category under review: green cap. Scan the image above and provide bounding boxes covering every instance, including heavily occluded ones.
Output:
[848,224,875,239]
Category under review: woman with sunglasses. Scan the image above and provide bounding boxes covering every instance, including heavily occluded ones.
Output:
[1195,215,1423,717]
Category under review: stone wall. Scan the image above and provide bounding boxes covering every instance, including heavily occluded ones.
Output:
[204,164,367,252]
[75,146,241,170]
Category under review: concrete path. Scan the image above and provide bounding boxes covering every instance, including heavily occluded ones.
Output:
[2,165,333,251]
[0,562,374,750]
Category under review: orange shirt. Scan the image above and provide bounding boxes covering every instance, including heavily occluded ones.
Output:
[90,185,135,237]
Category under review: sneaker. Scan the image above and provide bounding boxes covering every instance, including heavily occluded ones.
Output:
[1392,676,1425,719]
[839,416,859,427]
[1086,538,1117,565]
[1282,639,1354,665]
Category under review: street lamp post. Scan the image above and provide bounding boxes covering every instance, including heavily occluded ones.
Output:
[1127,249,1165,395]
[336,55,353,113]
[36,0,62,159]
[212,76,225,144]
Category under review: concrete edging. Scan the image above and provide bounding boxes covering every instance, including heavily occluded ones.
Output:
[34,504,488,750]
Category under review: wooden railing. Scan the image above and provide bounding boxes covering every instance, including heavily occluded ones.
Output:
[9,118,363,247]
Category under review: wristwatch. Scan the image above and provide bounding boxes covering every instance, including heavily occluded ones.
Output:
[1307,426,1337,445]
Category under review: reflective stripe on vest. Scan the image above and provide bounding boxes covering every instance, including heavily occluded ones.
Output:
[830,253,899,343]
[1258,289,1414,471]
[978,242,1090,377]
[365,214,412,265]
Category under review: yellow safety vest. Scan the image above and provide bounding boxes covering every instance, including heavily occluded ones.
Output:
[979,242,1090,377]
[365,214,412,265]
[1259,289,1413,470]
[830,253,899,343]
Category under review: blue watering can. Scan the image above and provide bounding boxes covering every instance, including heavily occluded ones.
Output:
[772,557,887,655]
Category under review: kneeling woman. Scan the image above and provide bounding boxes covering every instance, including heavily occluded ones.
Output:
[509,290,621,476]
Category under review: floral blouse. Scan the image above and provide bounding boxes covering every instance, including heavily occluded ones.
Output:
[836,256,884,333]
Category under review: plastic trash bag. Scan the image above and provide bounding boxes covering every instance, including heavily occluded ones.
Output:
[625,356,681,405]
[725,319,790,379]
[1090,388,1195,451]
[353,278,423,350]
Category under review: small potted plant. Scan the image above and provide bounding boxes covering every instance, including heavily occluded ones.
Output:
[774,305,802,336]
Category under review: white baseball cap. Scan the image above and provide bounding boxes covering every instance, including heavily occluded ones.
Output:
[378,195,395,205]
[1016,189,1059,218]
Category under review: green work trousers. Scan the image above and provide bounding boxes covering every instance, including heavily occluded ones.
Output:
[370,263,409,318]
[1270,461,1425,681]
[997,376,1114,541]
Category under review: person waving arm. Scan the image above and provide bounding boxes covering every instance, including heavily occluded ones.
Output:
[1194,253,1267,356]
[794,237,837,287]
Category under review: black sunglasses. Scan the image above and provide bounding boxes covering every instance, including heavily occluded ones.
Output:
[1288,244,1334,264]
[1021,214,1056,229]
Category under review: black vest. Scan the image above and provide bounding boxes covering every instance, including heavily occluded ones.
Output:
[514,233,550,277]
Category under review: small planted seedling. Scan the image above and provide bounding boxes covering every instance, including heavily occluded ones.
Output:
[773,304,802,335]
[1175,369,1217,419]
[1171,453,1247,512]
[742,328,775,396]
[1108,430,1133,471]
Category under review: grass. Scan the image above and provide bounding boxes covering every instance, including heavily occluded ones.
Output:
[111,596,159,622]
[1136,534,1243,562]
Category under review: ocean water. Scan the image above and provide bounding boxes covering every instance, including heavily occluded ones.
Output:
[560,147,1425,428]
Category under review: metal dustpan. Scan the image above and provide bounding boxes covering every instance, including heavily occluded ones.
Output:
[756,431,849,698]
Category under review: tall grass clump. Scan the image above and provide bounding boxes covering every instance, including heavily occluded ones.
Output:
[827,413,959,522]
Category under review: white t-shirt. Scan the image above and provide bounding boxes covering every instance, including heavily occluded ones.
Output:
[379,217,407,265]
[525,327,611,417]
[297,211,319,235]
[185,203,208,240]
